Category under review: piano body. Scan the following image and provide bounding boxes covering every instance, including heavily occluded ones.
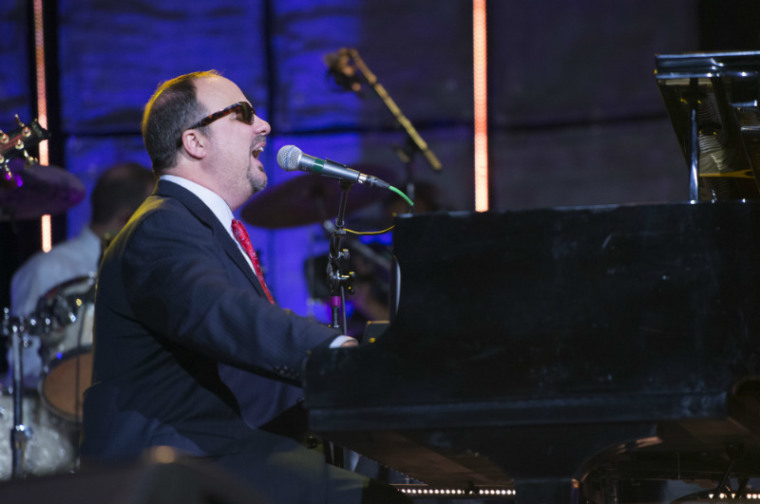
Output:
[303,52,760,504]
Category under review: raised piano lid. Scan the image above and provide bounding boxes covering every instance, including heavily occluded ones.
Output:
[656,51,760,201]
[304,206,760,492]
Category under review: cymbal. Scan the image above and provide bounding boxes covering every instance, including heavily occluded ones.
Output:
[0,163,86,221]
[241,165,397,229]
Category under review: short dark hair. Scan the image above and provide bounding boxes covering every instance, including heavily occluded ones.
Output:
[141,70,220,174]
[90,162,155,226]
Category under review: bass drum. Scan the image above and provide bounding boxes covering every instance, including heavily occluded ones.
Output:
[37,275,95,423]
[0,392,76,480]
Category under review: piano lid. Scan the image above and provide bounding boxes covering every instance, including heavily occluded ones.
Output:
[655,51,760,201]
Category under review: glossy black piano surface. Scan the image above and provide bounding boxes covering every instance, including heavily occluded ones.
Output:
[304,204,760,503]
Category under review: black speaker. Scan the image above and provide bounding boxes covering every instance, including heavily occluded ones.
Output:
[0,447,269,504]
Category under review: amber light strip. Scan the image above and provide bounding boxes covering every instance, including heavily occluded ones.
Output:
[33,0,52,252]
[473,0,488,211]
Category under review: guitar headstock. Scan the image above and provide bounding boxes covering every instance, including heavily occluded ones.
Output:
[0,116,51,174]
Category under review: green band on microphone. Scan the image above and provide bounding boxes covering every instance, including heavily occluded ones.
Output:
[313,158,325,173]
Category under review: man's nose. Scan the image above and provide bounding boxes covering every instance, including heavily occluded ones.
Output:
[254,116,271,136]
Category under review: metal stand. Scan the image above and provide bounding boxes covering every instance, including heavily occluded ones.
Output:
[326,47,443,204]
[321,181,361,471]
[326,181,356,335]
[2,308,29,479]
[1,300,65,479]
[327,48,442,174]
[687,77,700,201]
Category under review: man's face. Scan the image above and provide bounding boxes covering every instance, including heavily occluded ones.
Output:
[193,76,271,210]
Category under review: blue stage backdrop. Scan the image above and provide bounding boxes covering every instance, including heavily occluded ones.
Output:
[0,1,30,123]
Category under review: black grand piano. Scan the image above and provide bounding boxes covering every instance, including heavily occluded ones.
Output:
[302,51,760,504]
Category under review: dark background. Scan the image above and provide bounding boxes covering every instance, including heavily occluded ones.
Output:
[1,0,759,318]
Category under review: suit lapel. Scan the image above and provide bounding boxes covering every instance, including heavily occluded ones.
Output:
[155,180,269,299]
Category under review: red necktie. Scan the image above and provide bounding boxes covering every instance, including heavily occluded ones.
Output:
[231,219,275,304]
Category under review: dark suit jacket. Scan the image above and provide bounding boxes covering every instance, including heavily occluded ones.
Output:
[80,180,341,462]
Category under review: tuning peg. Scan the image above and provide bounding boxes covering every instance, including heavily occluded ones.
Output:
[22,149,39,167]
[0,128,6,166]
[14,116,32,140]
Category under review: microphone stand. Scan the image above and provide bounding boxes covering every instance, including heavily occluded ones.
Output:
[327,48,443,174]
[327,47,442,211]
[326,181,356,335]
[323,181,358,471]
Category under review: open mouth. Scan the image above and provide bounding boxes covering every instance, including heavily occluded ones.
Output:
[252,145,265,159]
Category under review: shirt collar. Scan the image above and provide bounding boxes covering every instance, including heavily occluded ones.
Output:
[160,174,236,237]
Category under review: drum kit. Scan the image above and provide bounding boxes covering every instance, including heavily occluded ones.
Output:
[0,117,87,480]
[0,275,93,480]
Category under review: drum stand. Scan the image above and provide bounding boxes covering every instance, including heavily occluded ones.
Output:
[2,308,31,479]
[1,305,62,479]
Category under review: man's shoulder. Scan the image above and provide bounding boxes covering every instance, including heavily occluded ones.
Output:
[113,194,217,260]
[130,192,207,230]
[134,187,221,236]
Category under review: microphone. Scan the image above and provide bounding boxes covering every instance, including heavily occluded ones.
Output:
[324,48,362,93]
[277,145,390,189]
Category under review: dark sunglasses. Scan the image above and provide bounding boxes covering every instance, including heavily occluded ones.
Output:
[187,101,255,130]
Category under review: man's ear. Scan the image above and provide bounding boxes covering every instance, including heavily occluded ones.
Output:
[180,129,206,160]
